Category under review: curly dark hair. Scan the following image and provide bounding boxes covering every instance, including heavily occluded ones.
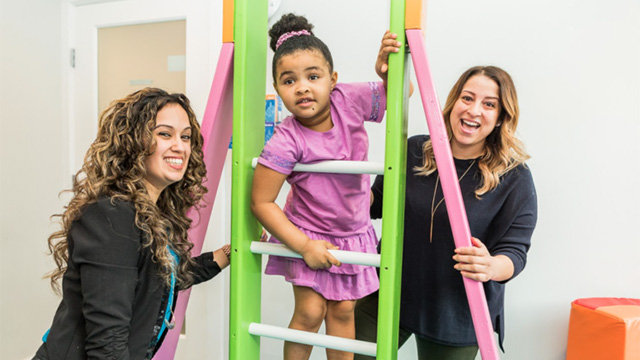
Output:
[269,13,334,80]
[46,87,207,294]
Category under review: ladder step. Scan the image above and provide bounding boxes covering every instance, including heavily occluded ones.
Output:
[250,241,381,267]
[248,323,377,357]
[251,158,384,175]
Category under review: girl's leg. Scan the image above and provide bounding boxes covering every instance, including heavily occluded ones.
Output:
[325,299,357,360]
[415,334,478,360]
[285,285,328,360]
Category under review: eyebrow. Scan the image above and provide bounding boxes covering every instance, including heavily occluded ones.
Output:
[461,90,499,100]
[278,71,293,80]
[304,66,322,72]
[278,66,324,80]
[153,124,192,131]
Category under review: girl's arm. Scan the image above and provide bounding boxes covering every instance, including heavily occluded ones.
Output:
[251,164,341,270]
[376,30,414,95]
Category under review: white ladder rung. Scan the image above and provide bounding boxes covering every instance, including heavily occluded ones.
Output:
[250,241,381,267]
[251,158,385,175]
[248,323,377,357]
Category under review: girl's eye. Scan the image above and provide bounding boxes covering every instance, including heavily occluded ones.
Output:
[181,134,192,141]
[309,74,319,80]
[283,79,294,85]
[158,132,171,138]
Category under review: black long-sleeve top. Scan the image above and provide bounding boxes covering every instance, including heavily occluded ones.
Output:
[371,135,537,349]
[34,197,221,360]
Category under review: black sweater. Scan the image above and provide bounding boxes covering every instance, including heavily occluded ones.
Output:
[371,135,537,348]
[34,197,221,360]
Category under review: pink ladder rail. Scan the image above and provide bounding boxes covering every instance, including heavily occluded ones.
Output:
[154,42,235,359]
[405,29,500,360]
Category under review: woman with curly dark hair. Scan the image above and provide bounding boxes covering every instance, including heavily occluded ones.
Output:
[33,87,230,360]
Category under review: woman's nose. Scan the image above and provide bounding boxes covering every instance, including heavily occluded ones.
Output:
[171,136,187,152]
[470,102,482,117]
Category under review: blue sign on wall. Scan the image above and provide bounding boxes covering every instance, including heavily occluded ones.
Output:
[228,95,282,149]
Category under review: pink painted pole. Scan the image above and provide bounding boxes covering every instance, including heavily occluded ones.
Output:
[405,29,499,360]
[153,42,235,359]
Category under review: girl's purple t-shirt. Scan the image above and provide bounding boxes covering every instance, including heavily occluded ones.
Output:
[258,82,386,237]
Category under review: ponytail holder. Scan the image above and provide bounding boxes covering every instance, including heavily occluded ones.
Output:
[275,30,311,50]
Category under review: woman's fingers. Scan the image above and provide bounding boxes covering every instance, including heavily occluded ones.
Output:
[453,237,493,281]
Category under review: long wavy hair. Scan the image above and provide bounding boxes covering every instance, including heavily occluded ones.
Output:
[415,66,530,196]
[46,87,207,294]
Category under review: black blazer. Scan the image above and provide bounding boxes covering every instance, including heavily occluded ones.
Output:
[34,198,222,360]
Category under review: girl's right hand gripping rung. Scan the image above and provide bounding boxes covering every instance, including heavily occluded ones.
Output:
[300,240,342,270]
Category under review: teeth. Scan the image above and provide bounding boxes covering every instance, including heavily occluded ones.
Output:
[165,158,183,165]
[462,120,480,127]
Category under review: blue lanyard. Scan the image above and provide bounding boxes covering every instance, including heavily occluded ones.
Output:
[158,246,179,341]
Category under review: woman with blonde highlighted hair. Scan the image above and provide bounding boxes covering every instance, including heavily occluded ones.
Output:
[355,66,538,359]
[34,88,230,360]
[415,66,530,196]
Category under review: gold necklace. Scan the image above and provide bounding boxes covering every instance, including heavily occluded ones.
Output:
[429,159,476,243]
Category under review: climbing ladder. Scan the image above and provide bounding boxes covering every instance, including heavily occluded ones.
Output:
[156,0,501,359]
[228,1,409,358]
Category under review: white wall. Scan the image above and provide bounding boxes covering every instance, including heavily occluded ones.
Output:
[0,0,68,359]
[261,1,640,359]
[0,0,231,359]
[1,0,639,359]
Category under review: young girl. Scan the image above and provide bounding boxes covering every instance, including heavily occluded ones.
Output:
[251,13,402,360]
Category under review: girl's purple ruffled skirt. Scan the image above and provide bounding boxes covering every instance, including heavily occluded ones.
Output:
[264,225,380,301]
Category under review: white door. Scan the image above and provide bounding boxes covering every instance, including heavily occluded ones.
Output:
[62,0,229,359]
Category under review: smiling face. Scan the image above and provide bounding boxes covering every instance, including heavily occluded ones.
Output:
[274,49,338,132]
[449,74,501,159]
[143,103,192,202]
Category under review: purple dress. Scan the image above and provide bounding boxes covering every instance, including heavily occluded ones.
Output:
[257,82,386,301]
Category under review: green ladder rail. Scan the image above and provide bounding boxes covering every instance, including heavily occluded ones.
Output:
[377,0,410,358]
[229,0,409,358]
[228,0,267,359]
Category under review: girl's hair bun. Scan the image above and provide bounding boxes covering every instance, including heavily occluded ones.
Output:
[269,13,314,52]
[268,13,333,80]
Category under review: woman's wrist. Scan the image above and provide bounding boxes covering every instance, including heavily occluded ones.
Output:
[490,254,514,282]
[222,244,231,260]
[213,245,231,269]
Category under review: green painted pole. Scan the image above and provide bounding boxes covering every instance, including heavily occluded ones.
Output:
[228,0,267,359]
[376,0,409,359]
